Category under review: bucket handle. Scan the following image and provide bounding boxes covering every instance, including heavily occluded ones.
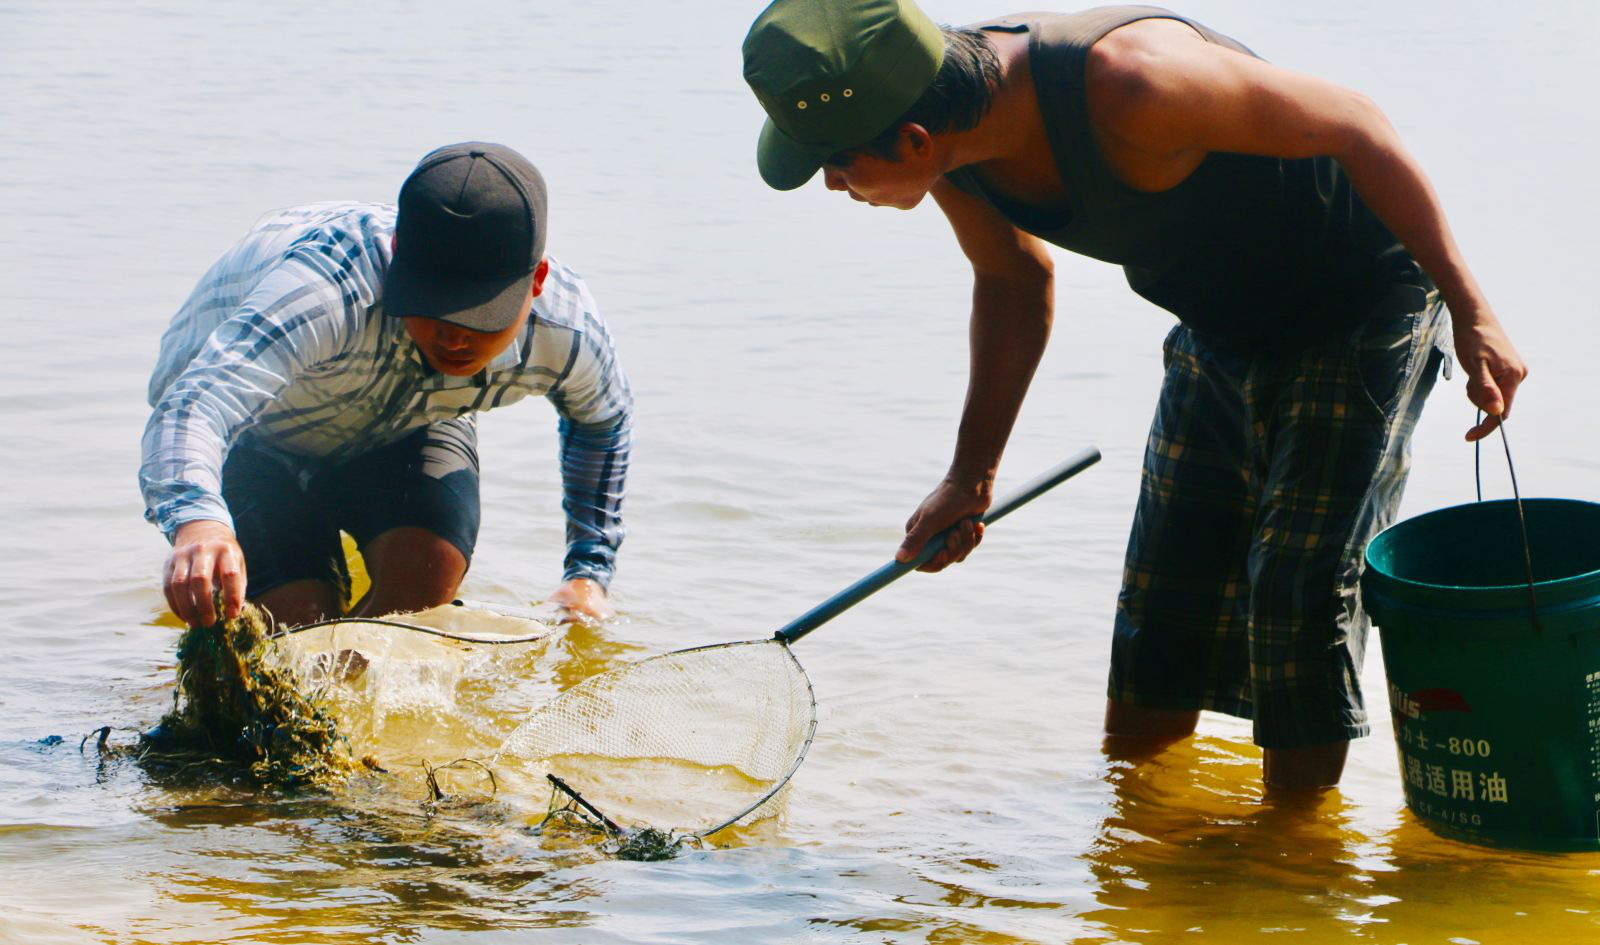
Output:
[1475,413,1540,631]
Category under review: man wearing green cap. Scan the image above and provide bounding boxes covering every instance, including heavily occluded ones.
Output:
[742,1,1527,789]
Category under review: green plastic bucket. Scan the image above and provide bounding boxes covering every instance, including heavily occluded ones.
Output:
[1363,498,1600,849]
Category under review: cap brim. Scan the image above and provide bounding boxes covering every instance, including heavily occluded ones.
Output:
[756,117,832,191]
[383,257,535,333]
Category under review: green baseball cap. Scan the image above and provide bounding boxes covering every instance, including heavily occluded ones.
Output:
[742,0,945,191]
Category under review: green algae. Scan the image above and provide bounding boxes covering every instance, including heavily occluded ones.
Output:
[539,773,689,860]
[607,826,686,861]
[139,603,373,789]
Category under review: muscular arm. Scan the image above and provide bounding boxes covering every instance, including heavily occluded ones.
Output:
[896,179,1054,571]
[1086,19,1526,438]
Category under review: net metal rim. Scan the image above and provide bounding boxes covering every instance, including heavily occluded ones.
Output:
[276,615,548,646]
[693,639,818,838]
[492,637,820,839]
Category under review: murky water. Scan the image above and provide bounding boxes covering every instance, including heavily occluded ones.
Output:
[3,0,1598,942]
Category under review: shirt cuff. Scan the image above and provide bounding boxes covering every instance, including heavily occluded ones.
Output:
[152,495,235,543]
[563,543,616,590]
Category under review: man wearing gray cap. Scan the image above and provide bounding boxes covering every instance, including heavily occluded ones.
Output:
[142,142,632,629]
[742,1,1526,790]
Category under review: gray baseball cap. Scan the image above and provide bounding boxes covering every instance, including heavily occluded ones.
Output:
[384,142,547,332]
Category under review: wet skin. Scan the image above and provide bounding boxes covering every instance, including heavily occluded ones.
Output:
[802,17,1527,790]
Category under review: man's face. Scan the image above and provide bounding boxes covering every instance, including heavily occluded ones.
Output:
[403,293,533,376]
[397,255,547,376]
[821,127,942,210]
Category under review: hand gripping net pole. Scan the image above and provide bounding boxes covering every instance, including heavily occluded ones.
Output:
[494,638,818,838]
[493,451,1103,840]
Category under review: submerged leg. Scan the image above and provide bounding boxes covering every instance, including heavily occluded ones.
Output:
[1102,701,1200,760]
[1263,741,1350,792]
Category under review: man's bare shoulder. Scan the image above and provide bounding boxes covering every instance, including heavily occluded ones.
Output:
[1087,15,1209,77]
[1084,16,1214,129]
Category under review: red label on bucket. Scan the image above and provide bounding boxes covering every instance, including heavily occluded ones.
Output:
[1390,683,1473,720]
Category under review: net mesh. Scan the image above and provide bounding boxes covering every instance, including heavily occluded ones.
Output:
[495,639,817,837]
[270,603,553,778]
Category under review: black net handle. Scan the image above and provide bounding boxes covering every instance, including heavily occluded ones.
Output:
[774,448,1101,644]
[1475,412,1540,631]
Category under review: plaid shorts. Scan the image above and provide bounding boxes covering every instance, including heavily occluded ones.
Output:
[1108,290,1449,749]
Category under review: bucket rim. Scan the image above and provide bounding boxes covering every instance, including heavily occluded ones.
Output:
[1365,497,1600,593]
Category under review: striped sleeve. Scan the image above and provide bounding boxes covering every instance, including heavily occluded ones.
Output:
[138,259,358,538]
[547,302,633,588]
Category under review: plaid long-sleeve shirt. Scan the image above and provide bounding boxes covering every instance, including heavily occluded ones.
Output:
[141,202,632,586]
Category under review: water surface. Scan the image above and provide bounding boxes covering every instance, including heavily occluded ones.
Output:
[2,1,1598,942]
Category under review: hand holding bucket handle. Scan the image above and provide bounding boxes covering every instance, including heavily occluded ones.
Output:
[1458,310,1527,443]
[774,448,1101,644]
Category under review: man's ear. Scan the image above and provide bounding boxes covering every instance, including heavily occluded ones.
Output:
[390,233,398,253]
[902,123,934,159]
[530,257,550,299]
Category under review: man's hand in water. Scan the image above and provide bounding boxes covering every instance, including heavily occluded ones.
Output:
[548,577,614,622]
[164,520,246,626]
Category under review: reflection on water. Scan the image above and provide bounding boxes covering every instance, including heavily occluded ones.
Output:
[10,716,1600,941]
[1079,734,1600,943]
[1087,737,1376,939]
[137,797,600,942]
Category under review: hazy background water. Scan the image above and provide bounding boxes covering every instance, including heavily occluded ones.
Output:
[1,1,1598,942]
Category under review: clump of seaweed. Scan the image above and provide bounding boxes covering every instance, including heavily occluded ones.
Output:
[420,757,502,816]
[607,826,687,862]
[139,602,374,789]
[537,773,692,861]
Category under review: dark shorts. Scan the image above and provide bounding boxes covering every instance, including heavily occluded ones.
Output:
[1108,293,1449,750]
[221,423,481,599]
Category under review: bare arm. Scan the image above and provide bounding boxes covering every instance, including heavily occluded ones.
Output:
[1087,19,1527,439]
[895,178,1055,571]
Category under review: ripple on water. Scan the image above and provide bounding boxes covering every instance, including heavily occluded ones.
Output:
[5,0,1600,941]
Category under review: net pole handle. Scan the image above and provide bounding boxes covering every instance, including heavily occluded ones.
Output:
[773,447,1101,644]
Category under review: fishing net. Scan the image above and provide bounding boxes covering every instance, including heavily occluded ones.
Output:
[495,639,817,838]
[277,606,547,713]
[138,600,552,792]
[136,595,818,855]
[272,603,554,779]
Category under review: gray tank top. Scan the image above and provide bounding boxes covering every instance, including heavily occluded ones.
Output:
[944,6,1430,350]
